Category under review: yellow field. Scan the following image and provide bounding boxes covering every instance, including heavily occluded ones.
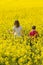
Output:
[0,0,43,65]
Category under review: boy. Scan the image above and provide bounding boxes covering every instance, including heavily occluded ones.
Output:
[28,26,39,45]
[29,26,39,38]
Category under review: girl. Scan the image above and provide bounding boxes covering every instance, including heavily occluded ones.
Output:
[9,20,23,37]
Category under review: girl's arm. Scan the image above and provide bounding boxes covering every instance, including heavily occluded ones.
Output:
[21,29,24,36]
[8,26,15,34]
[8,29,15,34]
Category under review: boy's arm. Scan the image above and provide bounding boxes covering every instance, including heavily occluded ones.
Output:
[35,32,39,38]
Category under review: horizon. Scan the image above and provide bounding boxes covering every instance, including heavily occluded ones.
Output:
[0,0,43,11]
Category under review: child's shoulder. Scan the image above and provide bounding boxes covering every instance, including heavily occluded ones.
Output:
[19,26,22,29]
[12,26,16,30]
[30,30,33,33]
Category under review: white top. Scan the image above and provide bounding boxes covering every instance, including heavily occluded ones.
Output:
[13,26,22,36]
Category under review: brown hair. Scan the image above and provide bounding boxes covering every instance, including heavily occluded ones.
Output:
[32,26,36,29]
[14,20,20,27]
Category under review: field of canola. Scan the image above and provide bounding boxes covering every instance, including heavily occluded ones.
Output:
[0,8,43,65]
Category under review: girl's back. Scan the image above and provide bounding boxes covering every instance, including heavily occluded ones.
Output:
[13,26,22,36]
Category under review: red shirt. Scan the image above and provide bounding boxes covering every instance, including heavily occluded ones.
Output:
[29,30,38,37]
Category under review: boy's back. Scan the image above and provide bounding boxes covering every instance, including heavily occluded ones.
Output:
[29,30,38,37]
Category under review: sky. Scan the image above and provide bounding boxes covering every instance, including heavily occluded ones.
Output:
[0,0,43,11]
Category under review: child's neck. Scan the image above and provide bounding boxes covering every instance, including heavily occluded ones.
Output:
[32,29,36,31]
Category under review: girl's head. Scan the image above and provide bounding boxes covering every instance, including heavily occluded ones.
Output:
[32,26,36,30]
[14,20,20,27]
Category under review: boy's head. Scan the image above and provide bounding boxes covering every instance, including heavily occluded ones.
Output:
[32,26,36,30]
